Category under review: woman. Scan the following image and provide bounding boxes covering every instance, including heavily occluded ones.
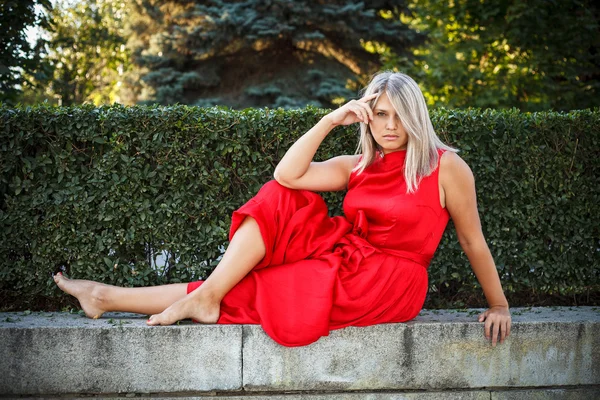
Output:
[54,71,511,347]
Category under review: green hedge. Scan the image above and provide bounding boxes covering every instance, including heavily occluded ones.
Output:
[1,104,598,310]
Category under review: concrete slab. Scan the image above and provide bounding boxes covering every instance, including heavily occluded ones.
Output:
[1,307,598,396]
[242,307,600,391]
[0,312,242,395]
[151,392,491,399]
[491,387,600,399]
[16,389,600,399]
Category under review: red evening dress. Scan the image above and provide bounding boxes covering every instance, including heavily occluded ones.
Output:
[187,149,450,347]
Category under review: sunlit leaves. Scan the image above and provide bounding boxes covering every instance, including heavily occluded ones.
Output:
[19,0,131,106]
[395,0,599,111]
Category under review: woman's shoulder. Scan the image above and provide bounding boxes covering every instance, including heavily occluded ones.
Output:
[329,154,362,181]
[337,154,361,169]
[439,150,474,183]
[339,154,362,169]
[439,149,461,165]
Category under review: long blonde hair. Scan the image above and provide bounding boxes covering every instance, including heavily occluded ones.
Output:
[353,71,456,193]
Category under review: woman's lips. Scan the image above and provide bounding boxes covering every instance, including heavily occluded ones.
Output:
[383,135,399,140]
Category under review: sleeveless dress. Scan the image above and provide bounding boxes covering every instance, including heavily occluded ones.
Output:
[187,149,450,347]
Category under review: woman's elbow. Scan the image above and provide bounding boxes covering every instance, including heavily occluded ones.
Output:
[273,169,294,188]
[458,235,489,253]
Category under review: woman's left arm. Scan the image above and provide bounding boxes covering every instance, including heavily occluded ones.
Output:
[439,151,512,347]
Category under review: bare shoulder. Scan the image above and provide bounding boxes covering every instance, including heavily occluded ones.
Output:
[336,154,361,164]
[328,154,361,172]
[439,151,474,187]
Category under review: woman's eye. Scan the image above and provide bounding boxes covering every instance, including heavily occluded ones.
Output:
[377,112,385,116]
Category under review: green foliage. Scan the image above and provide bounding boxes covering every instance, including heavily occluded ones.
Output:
[7,0,598,114]
[0,0,53,105]
[126,0,421,108]
[400,0,600,111]
[428,107,600,306]
[0,105,598,310]
[22,0,131,106]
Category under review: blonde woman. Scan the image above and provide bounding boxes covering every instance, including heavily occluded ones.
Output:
[54,71,512,347]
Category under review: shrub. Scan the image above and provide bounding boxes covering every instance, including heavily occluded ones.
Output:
[0,104,598,310]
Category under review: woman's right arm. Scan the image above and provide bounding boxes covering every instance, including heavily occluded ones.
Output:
[274,94,376,192]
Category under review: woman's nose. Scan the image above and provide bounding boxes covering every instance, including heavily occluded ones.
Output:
[386,117,397,130]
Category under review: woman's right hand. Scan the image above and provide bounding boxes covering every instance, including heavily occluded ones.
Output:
[325,93,378,127]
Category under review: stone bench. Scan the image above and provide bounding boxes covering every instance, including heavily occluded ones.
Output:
[1,307,598,399]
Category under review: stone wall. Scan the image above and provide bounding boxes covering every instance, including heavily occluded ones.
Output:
[1,307,598,399]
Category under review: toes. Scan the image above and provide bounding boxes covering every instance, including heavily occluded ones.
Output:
[53,273,63,286]
[147,312,178,326]
[147,315,162,326]
[53,272,64,283]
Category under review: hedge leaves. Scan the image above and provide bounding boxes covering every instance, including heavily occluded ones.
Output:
[1,104,598,309]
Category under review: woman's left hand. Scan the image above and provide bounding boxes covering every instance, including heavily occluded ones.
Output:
[478,306,511,347]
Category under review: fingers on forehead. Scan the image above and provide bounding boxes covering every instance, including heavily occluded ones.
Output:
[361,93,379,101]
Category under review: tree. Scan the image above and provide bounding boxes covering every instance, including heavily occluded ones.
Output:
[0,0,53,105]
[47,0,130,105]
[124,0,423,108]
[17,0,130,106]
[400,0,600,111]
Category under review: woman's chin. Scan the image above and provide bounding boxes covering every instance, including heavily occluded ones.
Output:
[380,144,407,154]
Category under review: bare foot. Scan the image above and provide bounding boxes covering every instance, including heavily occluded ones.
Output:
[147,289,220,326]
[53,273,106,319]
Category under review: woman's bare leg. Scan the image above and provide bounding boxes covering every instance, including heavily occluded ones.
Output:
[54,216,266,324]
[147,216,266,325]
[53,274,188,318]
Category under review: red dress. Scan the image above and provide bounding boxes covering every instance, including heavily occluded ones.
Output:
[188,149,450,347]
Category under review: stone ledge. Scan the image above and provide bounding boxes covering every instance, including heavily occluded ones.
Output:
[0,307,598,396]
[7,388,600,400]
[11,388,600,400]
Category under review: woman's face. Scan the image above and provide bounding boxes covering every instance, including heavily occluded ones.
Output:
[369,91,408,154]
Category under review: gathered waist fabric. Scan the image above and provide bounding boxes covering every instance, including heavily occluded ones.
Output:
[346,209,431,268]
